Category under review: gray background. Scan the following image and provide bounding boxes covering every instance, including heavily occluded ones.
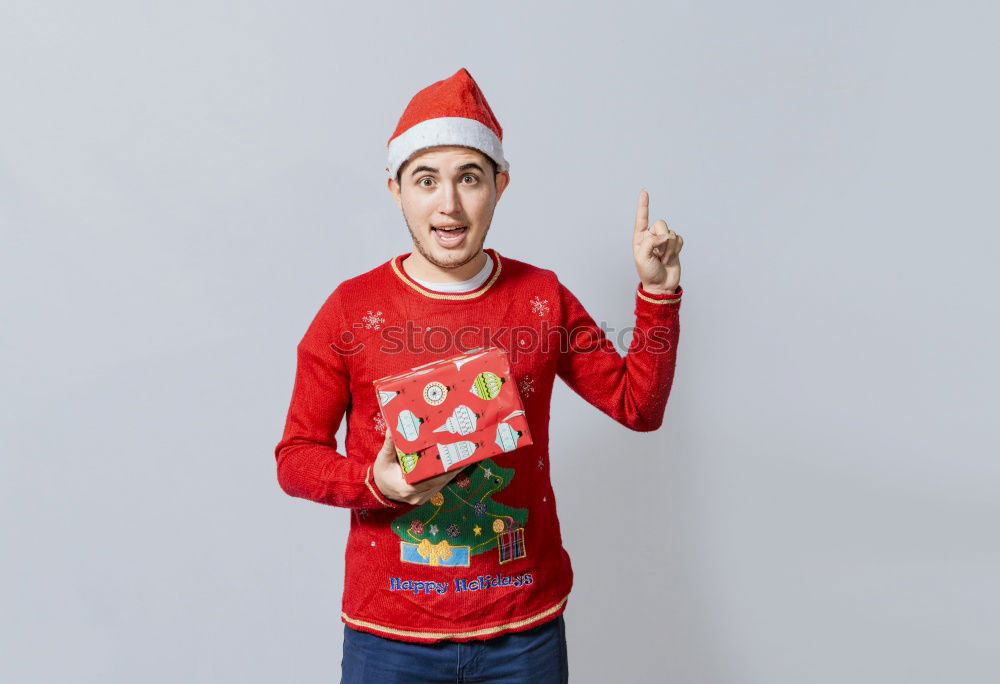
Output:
[2,1,997,682]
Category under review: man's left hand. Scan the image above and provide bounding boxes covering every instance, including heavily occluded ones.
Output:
[633,189,683,294]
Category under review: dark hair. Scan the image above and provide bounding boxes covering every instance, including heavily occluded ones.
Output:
[396,150,499,185]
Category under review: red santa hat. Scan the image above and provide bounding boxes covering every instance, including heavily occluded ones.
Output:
[386,68,509,179]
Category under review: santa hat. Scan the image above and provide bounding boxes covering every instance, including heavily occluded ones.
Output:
[386,68,509,179]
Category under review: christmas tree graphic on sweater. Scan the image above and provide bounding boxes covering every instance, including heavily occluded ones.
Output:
[391,459,528,567]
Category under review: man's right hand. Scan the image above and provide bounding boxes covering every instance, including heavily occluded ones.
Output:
[373,430,461,505]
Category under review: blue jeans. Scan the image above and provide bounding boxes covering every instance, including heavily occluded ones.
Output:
[341,615,569,683]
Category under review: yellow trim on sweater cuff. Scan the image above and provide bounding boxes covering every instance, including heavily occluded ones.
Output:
[365,464,397,508]
[637,289,682,305]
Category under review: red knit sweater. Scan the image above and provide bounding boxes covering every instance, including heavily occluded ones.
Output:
[274,247,682,643]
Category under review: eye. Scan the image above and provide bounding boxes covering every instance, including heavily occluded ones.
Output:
[462,174,478,184]
[418,177,435,187]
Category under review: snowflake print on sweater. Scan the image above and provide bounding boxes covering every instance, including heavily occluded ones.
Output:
[529,295,549,317]
[362,310,385,330]
[518,374,536,398]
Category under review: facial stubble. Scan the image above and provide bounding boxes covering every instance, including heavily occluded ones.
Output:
[402,213,493,272]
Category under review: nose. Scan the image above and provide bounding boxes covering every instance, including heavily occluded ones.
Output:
[439,182,461,215]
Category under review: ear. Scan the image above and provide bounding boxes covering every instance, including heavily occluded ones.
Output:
[494,171,510,201]
[387,176,402,207]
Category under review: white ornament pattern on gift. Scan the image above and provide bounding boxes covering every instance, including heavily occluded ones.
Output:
[495,423,521,452]
[397,410,422,441]
[433,405,478,435]
[362,310,385,330]
[529,296,550,317]
[438,440,477,470]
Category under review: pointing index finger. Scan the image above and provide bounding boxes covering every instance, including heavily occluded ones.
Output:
[635,188,649,236]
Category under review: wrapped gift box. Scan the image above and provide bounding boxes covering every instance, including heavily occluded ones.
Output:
[373,347,532,484]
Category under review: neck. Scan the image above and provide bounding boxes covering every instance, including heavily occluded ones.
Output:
[402,249,489,283]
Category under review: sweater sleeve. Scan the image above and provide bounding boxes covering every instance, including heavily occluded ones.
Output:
[555,280,683,432]
[274,291,399,510]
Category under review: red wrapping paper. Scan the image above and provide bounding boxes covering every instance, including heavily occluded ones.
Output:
[373,347,533,484]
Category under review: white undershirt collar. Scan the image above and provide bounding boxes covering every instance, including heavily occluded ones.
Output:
[409,253,494,293]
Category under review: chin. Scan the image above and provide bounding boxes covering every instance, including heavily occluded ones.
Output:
[423,235,483,262]
[429,250,476,269]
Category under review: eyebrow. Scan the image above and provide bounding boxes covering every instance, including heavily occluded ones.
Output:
[410,162,486,178]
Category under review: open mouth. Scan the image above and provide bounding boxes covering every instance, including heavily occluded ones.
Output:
[431,225,469,247]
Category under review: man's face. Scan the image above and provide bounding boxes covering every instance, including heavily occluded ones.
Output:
[388,146,510,271]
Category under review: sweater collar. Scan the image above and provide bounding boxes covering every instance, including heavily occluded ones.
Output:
[391,247,503,301]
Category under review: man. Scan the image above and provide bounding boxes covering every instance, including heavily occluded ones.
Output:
[274,67,684,683]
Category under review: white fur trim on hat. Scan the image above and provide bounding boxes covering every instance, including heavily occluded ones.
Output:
[387,117,509,179]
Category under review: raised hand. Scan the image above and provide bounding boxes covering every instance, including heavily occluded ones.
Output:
[633,189,683,294]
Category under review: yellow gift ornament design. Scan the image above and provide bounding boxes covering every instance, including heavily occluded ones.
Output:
[395,447,419,474]
[470,371,504,400]
[417,538,453,566]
